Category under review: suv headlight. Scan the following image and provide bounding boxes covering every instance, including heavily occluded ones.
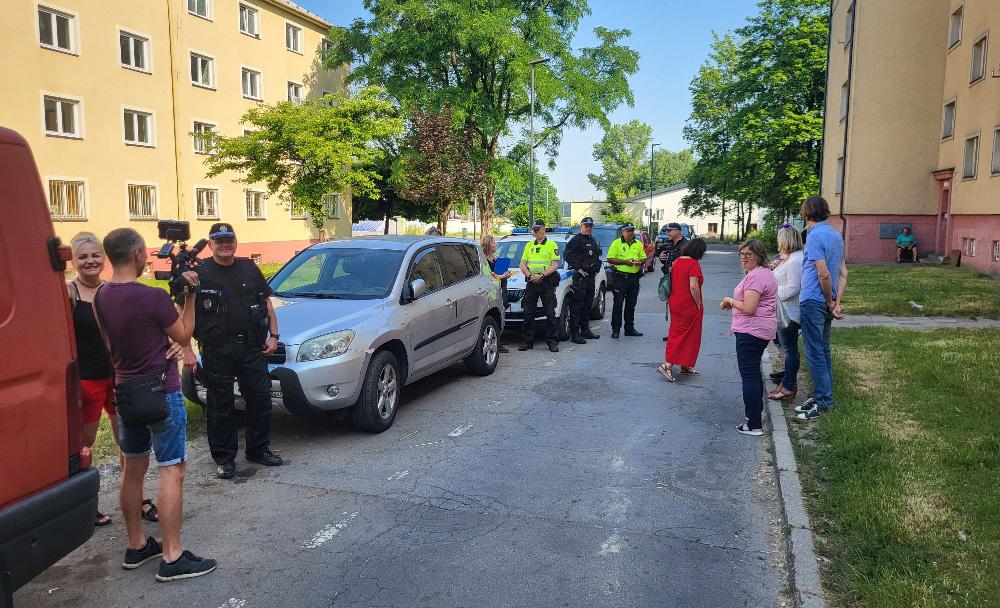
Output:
[297,330,355,362]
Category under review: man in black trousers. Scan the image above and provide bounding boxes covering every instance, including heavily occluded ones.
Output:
[563,216,603,344]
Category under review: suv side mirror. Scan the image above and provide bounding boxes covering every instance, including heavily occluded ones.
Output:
[409,278,427,301]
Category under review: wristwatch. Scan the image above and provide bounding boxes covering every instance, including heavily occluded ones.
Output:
[270,333,280,341]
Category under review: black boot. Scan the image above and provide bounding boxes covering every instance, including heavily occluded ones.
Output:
[570,332,587,345]
[581,330,600,339]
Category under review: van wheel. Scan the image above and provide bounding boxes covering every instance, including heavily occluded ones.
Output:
[558,298,572,341]
[351,350,399,433]
[590,284,606,320]
[465,316,500,376]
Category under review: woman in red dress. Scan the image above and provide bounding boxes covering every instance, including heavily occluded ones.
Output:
[658,238,707,382]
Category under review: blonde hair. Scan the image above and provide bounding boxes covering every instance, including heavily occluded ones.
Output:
[70,231,104,256]
[480,234,497,260]
[777,226,803,255]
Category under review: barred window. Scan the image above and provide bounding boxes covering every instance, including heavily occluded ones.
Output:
[128,184,157,219]
[246,190,266,219]
[323,193,340,219]
[48,180,86,220]
[195,188,219,219]
[290,200,307,219]
[193,121,216,153]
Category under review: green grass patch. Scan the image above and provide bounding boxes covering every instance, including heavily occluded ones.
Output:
[791,327,1000,607]
[841,264,1000,318]
[90,399,207,464]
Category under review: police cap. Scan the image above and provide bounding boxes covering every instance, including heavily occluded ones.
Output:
[209,222,237,240]
[580,216,595,226]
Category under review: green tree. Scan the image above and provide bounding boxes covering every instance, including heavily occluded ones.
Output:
[492,160,559,219]
[328,0,639,234]
[508,203,560,227]
[350,147,438,233]
[205,88,403,228]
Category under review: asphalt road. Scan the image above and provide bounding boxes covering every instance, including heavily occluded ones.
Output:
[18,246,786,608]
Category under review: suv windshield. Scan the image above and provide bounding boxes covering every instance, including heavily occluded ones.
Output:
[270,248,404,299]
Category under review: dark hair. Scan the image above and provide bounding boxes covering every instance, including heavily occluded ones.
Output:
[738,239,768,268]
[800,196,830,222]
[103,227,145,267]
[680,237,707,261]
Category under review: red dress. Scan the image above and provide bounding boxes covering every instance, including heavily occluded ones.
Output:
[666,257,704,368]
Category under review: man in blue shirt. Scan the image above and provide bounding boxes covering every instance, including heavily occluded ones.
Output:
[795,196,849,420]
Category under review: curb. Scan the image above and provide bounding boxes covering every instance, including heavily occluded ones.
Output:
[763,350,826,608]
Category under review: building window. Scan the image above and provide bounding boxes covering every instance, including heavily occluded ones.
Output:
[119,31,149,72]
[188,0,210,19]
[242,68,262,100]
[949,6,964,49]
[963,134,980,179]
[748,223,758,232]
[285,23,302,53]
[290,201,307,219]
[992,240,1000,262]
[844,2,854,45]
[246,190,266,219]
[195,187,219,219]
[190,52,215,88]
[321,38,334,59]
[123,108,154,146]
[38,5,76,54]
[942,99,957,140]
[992,127,1000,175]
[239,4,260,38]
[192,121,216,153]
[708,223,718,234]
[323,193,340,219]
[970,34,988,84]
[835,156,845,194]
[48,179,86,220]
[287,81,303,102]
[42,95,80,138]
[962,237,976,257]
[127,184,157,219]
[840,81,849,121]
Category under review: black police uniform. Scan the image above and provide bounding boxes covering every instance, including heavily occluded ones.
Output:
[660,236,688,324]
[563,231,602,340]
[195,256,275,466]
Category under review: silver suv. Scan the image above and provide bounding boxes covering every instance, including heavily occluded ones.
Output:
[182,236,505,432]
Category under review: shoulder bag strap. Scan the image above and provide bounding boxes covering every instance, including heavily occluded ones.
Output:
[91,285,113,355]
[68,280,80,310]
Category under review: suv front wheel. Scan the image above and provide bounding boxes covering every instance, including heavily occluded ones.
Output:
[465,316,500,375]
[351,350,400,433]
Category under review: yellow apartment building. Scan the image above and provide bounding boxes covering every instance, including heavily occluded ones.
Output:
[0,0,349,267]
[823,0,1000,274]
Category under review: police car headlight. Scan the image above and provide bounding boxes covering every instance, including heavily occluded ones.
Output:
[297,330,355,362]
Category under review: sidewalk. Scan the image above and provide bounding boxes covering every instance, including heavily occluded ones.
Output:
[836,315,1000,329]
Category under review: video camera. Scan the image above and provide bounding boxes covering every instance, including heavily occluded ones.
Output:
[153,220,208,303]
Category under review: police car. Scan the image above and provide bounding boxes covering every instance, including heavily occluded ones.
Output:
[498,227,607,339]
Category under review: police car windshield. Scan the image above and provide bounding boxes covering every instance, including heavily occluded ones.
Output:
[496,239,566,267]
[592,226,620,252]
[270,248,404,300]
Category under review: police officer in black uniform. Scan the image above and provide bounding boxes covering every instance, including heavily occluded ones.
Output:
[563,216,603,344]
[194,223,283,479]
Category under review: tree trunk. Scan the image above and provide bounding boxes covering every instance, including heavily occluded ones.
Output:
[437,205,450,235]
[744,202,754,236]
[383,199,390,235]
[479,183,495,237]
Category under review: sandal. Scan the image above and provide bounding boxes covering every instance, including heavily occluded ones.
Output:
[658,363,675,382]
[768,386,796,401]
[680,367,699,375]
[141,499,159,523]
[95,511,112,527]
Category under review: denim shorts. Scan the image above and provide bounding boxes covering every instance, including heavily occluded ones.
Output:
[118,390,187,467]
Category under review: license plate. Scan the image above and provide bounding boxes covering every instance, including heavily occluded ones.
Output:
[270,391,283,399]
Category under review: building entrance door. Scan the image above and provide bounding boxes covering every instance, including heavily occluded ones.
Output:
[932,169,954,257]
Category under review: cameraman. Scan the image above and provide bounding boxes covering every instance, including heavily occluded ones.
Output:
[187,223,283,479]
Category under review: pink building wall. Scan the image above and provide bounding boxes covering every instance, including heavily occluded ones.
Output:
[834,214,937,263]
[949,215,1000,275]
[144,239,317,272]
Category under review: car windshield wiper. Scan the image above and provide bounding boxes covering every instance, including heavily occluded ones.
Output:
[273,291,344,299]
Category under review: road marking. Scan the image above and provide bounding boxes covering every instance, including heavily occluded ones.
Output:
[448,424,474,437]
[610,454,626,471]
[303,512,359,549]
[544,358,556,367]
[387,470,409,481]
[218,600,247,608]
[599,532,623,555]
[411,440,444,448]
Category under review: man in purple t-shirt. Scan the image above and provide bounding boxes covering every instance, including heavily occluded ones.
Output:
[95,227,217,582]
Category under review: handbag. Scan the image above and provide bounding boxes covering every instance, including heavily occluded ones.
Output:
[776,299,791,330]
[658,272,672,302]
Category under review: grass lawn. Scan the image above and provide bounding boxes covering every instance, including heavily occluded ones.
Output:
[790,327,1000,607]
[841,264,1000,318]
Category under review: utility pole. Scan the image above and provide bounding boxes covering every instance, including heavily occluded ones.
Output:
[649,142,659,234]
[528,57,550,226]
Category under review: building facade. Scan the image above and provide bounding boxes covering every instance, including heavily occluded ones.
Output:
[0,0,349,266]
[823,0,1000,273]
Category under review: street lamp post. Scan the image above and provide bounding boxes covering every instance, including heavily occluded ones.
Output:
[649,142,659,234]
[528,57,550,227]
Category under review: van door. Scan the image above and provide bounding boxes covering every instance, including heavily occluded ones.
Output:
[438,243,484,353]
[403,246,456,373]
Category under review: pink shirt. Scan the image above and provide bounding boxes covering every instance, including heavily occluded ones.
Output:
[731,267,778,340]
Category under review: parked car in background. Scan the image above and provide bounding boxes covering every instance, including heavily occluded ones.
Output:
[183,236,505,433]
[635,229,655,273]
[0,127,99,606]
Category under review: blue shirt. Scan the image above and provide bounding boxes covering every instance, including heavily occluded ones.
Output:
[800,221,844,304]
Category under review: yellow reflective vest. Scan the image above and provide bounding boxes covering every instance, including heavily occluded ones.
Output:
[520,238,560,275]
[608,237,645,274]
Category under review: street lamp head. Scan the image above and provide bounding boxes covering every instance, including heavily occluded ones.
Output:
[530,58,551,66]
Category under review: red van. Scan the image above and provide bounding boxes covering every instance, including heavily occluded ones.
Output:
[0,127,99,604]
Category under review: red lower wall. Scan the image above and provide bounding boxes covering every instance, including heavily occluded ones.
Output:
[834,214,937,264]
[144,238,318,272]
[948,215,1000,275]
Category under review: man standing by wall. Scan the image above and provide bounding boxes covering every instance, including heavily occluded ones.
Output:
[607,223,647,339]
[563,216,603,344]
[657,223,688,342]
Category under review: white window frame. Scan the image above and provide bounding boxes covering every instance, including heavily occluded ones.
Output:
[40,91,83,139]
[942,98,957,141]
[238,3,260,38]
[970,33,988,84]
[245,189,267,219]
[287,81,303,102]
[323,193,340,219]
[992,240,1000,262]
[290,200,307,219]
[37,3,79,55]
[839,81,849,121]
[992,125,1000,176]
[949,5,964,49]
[194,186,221,220]
[285,21,302,54]
[962,237,976,257]
[122,106,156,147]
[187,0,212,21]
[963,133,980,180]
[189,50,216,89]
[118,28,151,74]
[125,181,159,220]
[45,176,88,221]
[241,66,262,101]
[844,2,855,46]
[191,119,217,154]
[835,156,845,195]
[321,38,334,58]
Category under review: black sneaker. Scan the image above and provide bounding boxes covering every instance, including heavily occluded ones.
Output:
[216,461,236,479]
[122,537,163,570]
[247,449,283,467]
[571,336,587,345]
[582,331,600,340]
[155,550,218,582]
[796,405,823,420]
[793,398,816,414]
[518,343,533,351]
[548,343,560,353]
[611,330,620,339]
[625,329,643,337]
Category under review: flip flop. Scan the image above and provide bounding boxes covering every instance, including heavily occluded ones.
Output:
[141,499,159,523]
[658,364,675,382]
[95,511,112,527]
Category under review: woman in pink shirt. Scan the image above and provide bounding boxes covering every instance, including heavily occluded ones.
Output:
[721,239,778,436]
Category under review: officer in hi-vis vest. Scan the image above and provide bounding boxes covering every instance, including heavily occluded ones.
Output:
[518,220,561,353]
[606,223,647,339]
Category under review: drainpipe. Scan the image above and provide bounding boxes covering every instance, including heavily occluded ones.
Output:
[817,0,833,194]
[839,0,859,241]
[165,0,184,220]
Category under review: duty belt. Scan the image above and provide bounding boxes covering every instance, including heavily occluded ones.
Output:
[231,333,250,344]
